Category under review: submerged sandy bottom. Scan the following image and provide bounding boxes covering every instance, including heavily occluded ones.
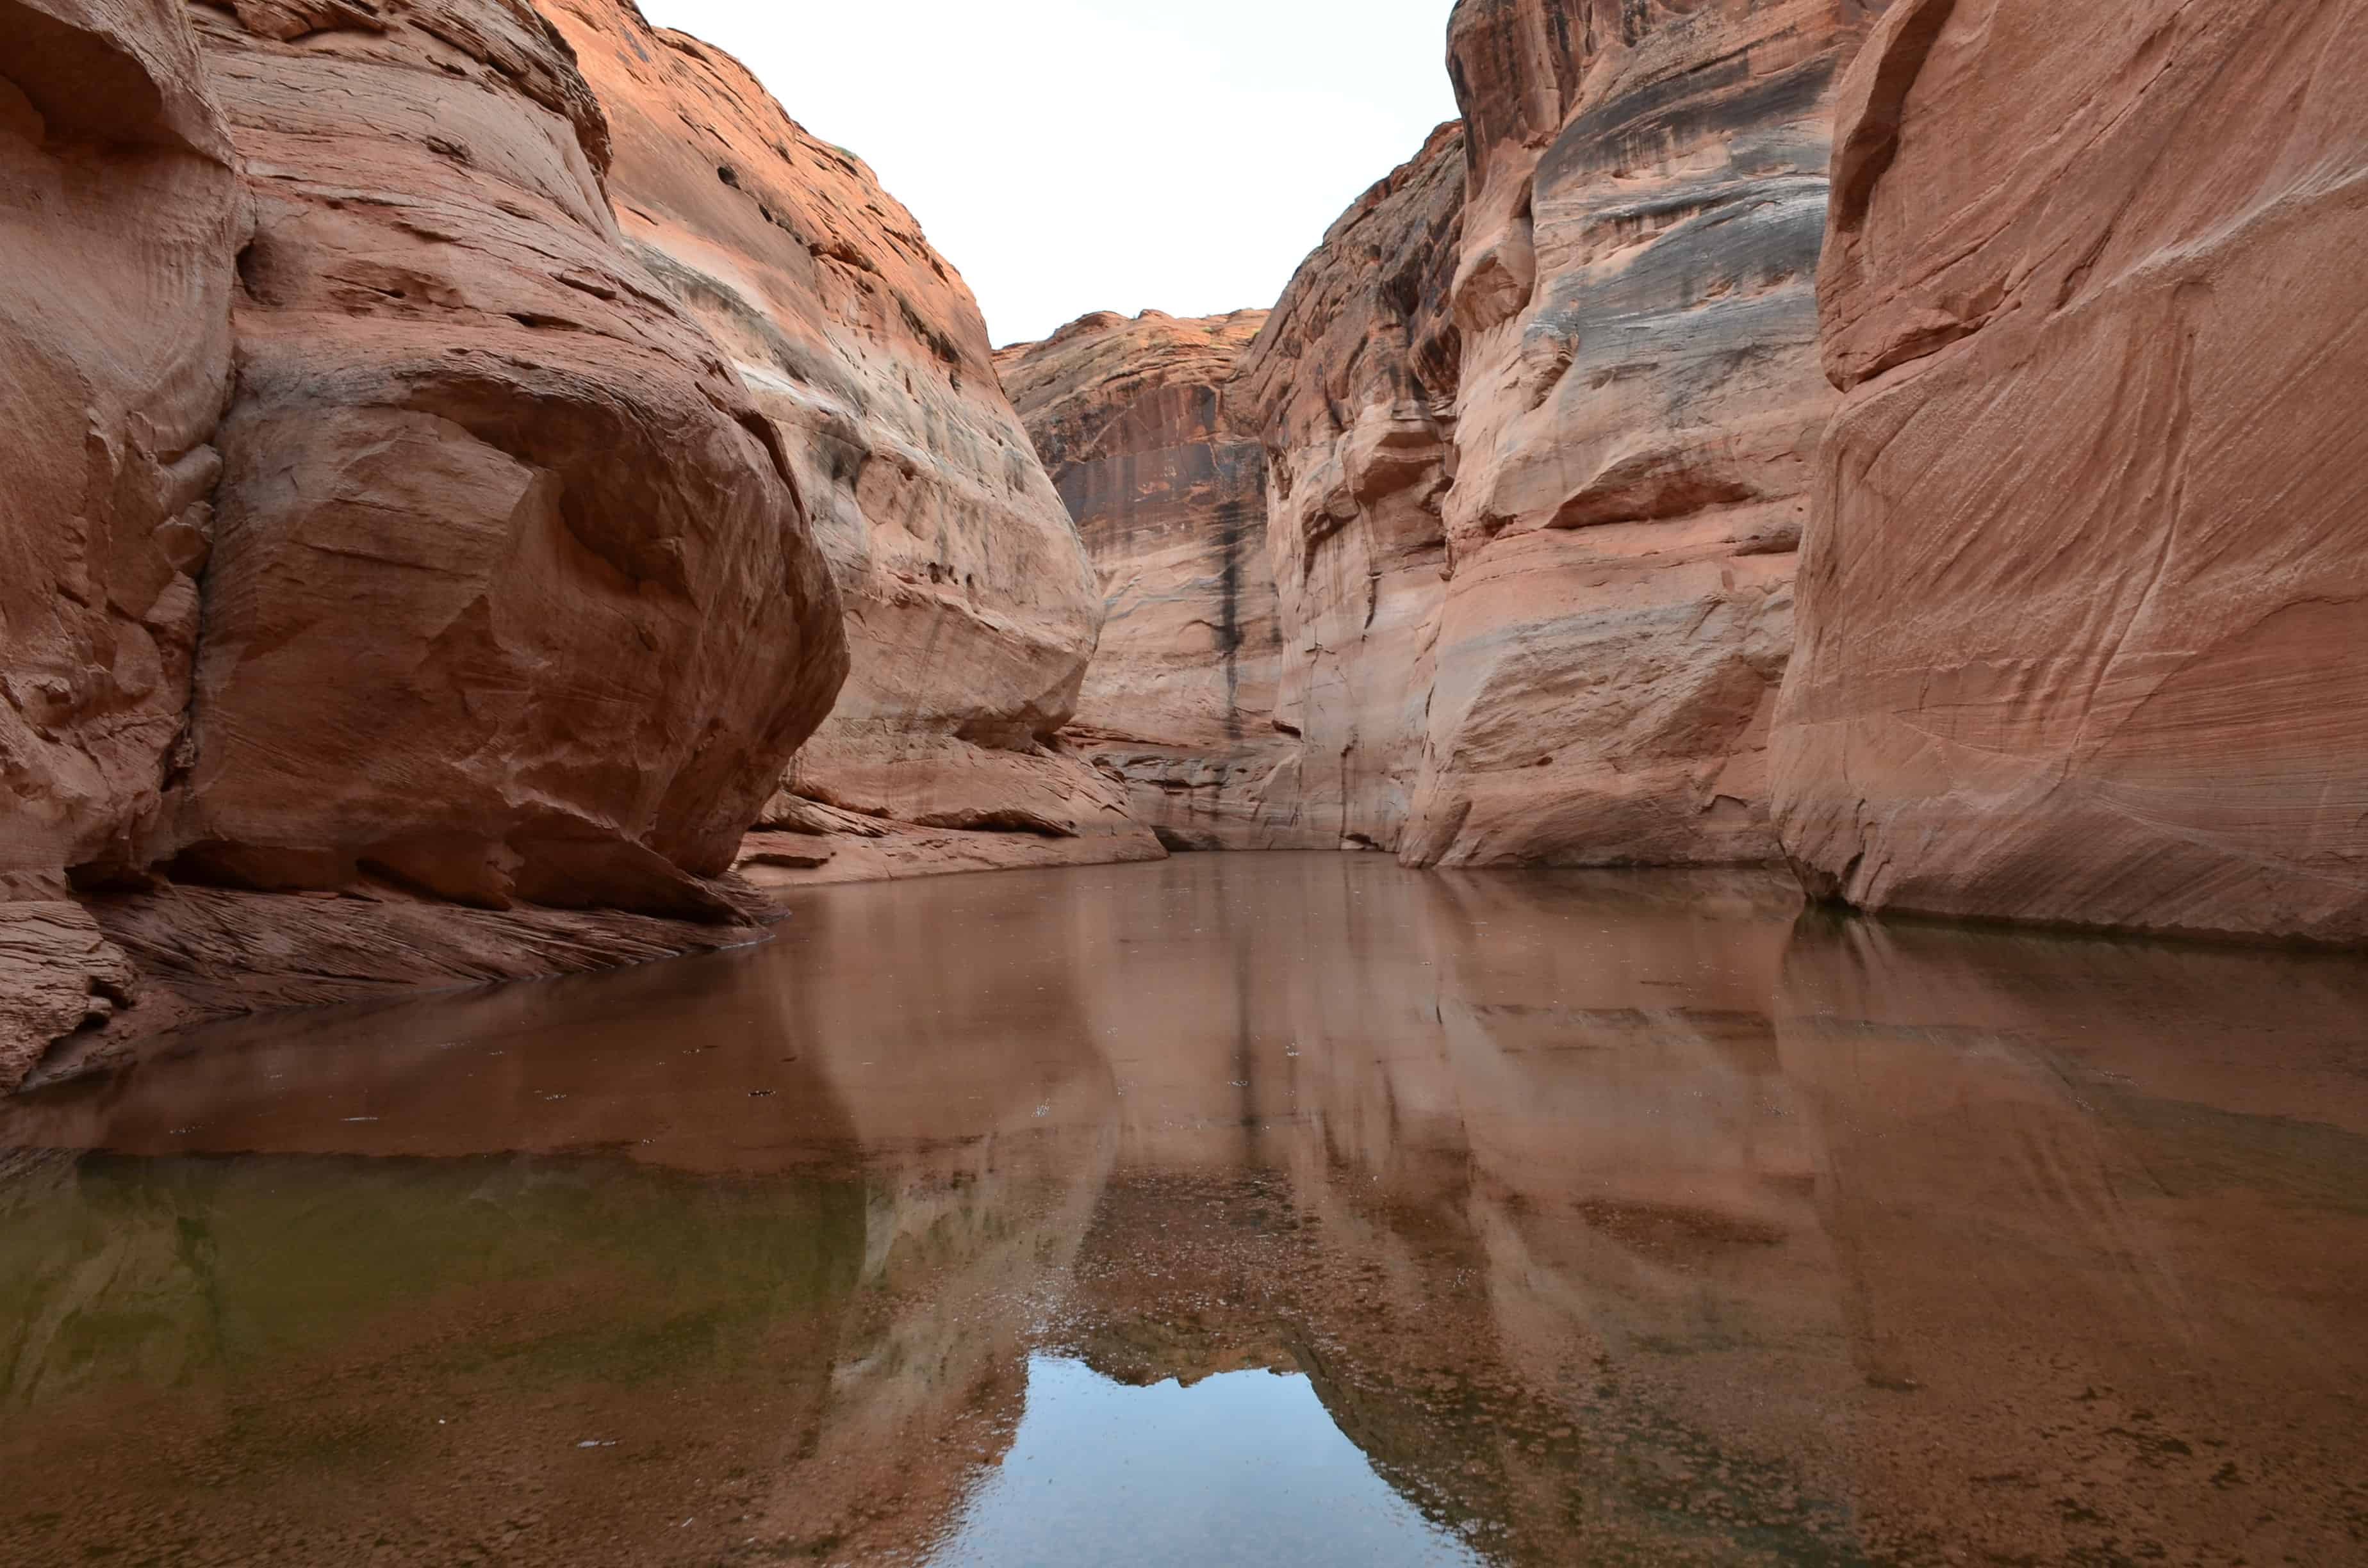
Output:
[3,854,2366,1566]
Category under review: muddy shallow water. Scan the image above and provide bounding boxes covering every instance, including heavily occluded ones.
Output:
[4,855,2367,1566]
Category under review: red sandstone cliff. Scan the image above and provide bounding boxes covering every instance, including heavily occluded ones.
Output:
[1772,0,2368,945]
[998,308,1332,851]
[543,0,1158,885]
[1208,1,1879,870]
[1403,0,1885,868]
[0,0,876,1088]
[1229,124,1468,853]
[176,0,846,919]
[0,0,1205,1089]
[0,0,247,1084]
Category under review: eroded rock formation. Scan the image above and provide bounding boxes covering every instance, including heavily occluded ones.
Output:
[1204,0,1879,870]
[177,0,846,919]
[1229,124,1468,852]
[544,0,1158,881]
[1402,0,1884,867]
[0,0,246,1080]
[1772,0,2368,945]
[999,308,1330,851]
[1,0,896,1088]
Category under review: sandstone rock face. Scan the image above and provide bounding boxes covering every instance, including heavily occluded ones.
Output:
[1230,124,1468,853]
[1772,0,2368,944]
[0,0,242,886]
[544,0,1150,870]
[999,309,1329,851]
[1404,0,1884,869]
[1219,2,1880,869]
[0,0,243,1086]
[175,0,846,920]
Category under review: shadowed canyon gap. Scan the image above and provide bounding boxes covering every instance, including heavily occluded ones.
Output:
[4,0,2368,1093]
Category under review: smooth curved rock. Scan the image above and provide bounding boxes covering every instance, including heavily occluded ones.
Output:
[174,0,848,920]
[1772,0,2368,944]
[543,0,1151,875]
[1229,123,1468,853]
[999,309,1330,851]
[1404,0,1884,869]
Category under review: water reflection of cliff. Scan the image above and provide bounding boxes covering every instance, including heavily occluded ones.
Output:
[3,857,2365,1566]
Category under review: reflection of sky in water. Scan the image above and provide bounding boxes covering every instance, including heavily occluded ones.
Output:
[932,1356,1486,1568]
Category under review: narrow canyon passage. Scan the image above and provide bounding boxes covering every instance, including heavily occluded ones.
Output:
[5,1,2367,1564]
[4,859,2365,1566]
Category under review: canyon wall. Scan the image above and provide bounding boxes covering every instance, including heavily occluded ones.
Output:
[0,0,245,1084]
[177,0,846,918]
[1772,0,2368,945]
[1,0,895,1088]
[998,309,1331,851]
[545,0,1156,881]
[0,0,242,894]
[3,0,1193,1088]
[1403,0,1884,868]
[1192,1,1881,868]
[1229,124,1468,853]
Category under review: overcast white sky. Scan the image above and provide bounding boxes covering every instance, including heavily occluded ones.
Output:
[639,1,1461,347]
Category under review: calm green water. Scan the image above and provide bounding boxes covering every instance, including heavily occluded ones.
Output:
[3,854,2366,1566]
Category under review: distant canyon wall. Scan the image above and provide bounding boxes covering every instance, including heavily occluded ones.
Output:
[1040,3,1881,868]
[998,307,1336,851]
[1769,0,2368,945]
[1029,0,2367,948]
[1415,0,1879,869]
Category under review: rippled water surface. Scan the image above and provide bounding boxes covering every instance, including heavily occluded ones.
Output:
[4,855,2367,1566]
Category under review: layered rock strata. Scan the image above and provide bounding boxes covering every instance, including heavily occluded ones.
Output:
[1401,0,1886,868]
[544,0,1158,879]
[1772,0,2368,945]
[1229,124,1468,852]
[1210,1,1883,869]
[998,309,1330,851]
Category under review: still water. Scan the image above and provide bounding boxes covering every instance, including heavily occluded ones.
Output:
[3,855,2367,1567]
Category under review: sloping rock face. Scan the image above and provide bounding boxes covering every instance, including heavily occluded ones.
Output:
[1229,124,1468,853]
[177,0,847,919]
[1402,0,1884,868]
[543,0,1152,874]
[1772,0,2368,944]
[999,309,1329,851]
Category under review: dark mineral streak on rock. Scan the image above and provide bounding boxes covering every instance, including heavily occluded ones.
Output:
[1000,309,1330,852]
